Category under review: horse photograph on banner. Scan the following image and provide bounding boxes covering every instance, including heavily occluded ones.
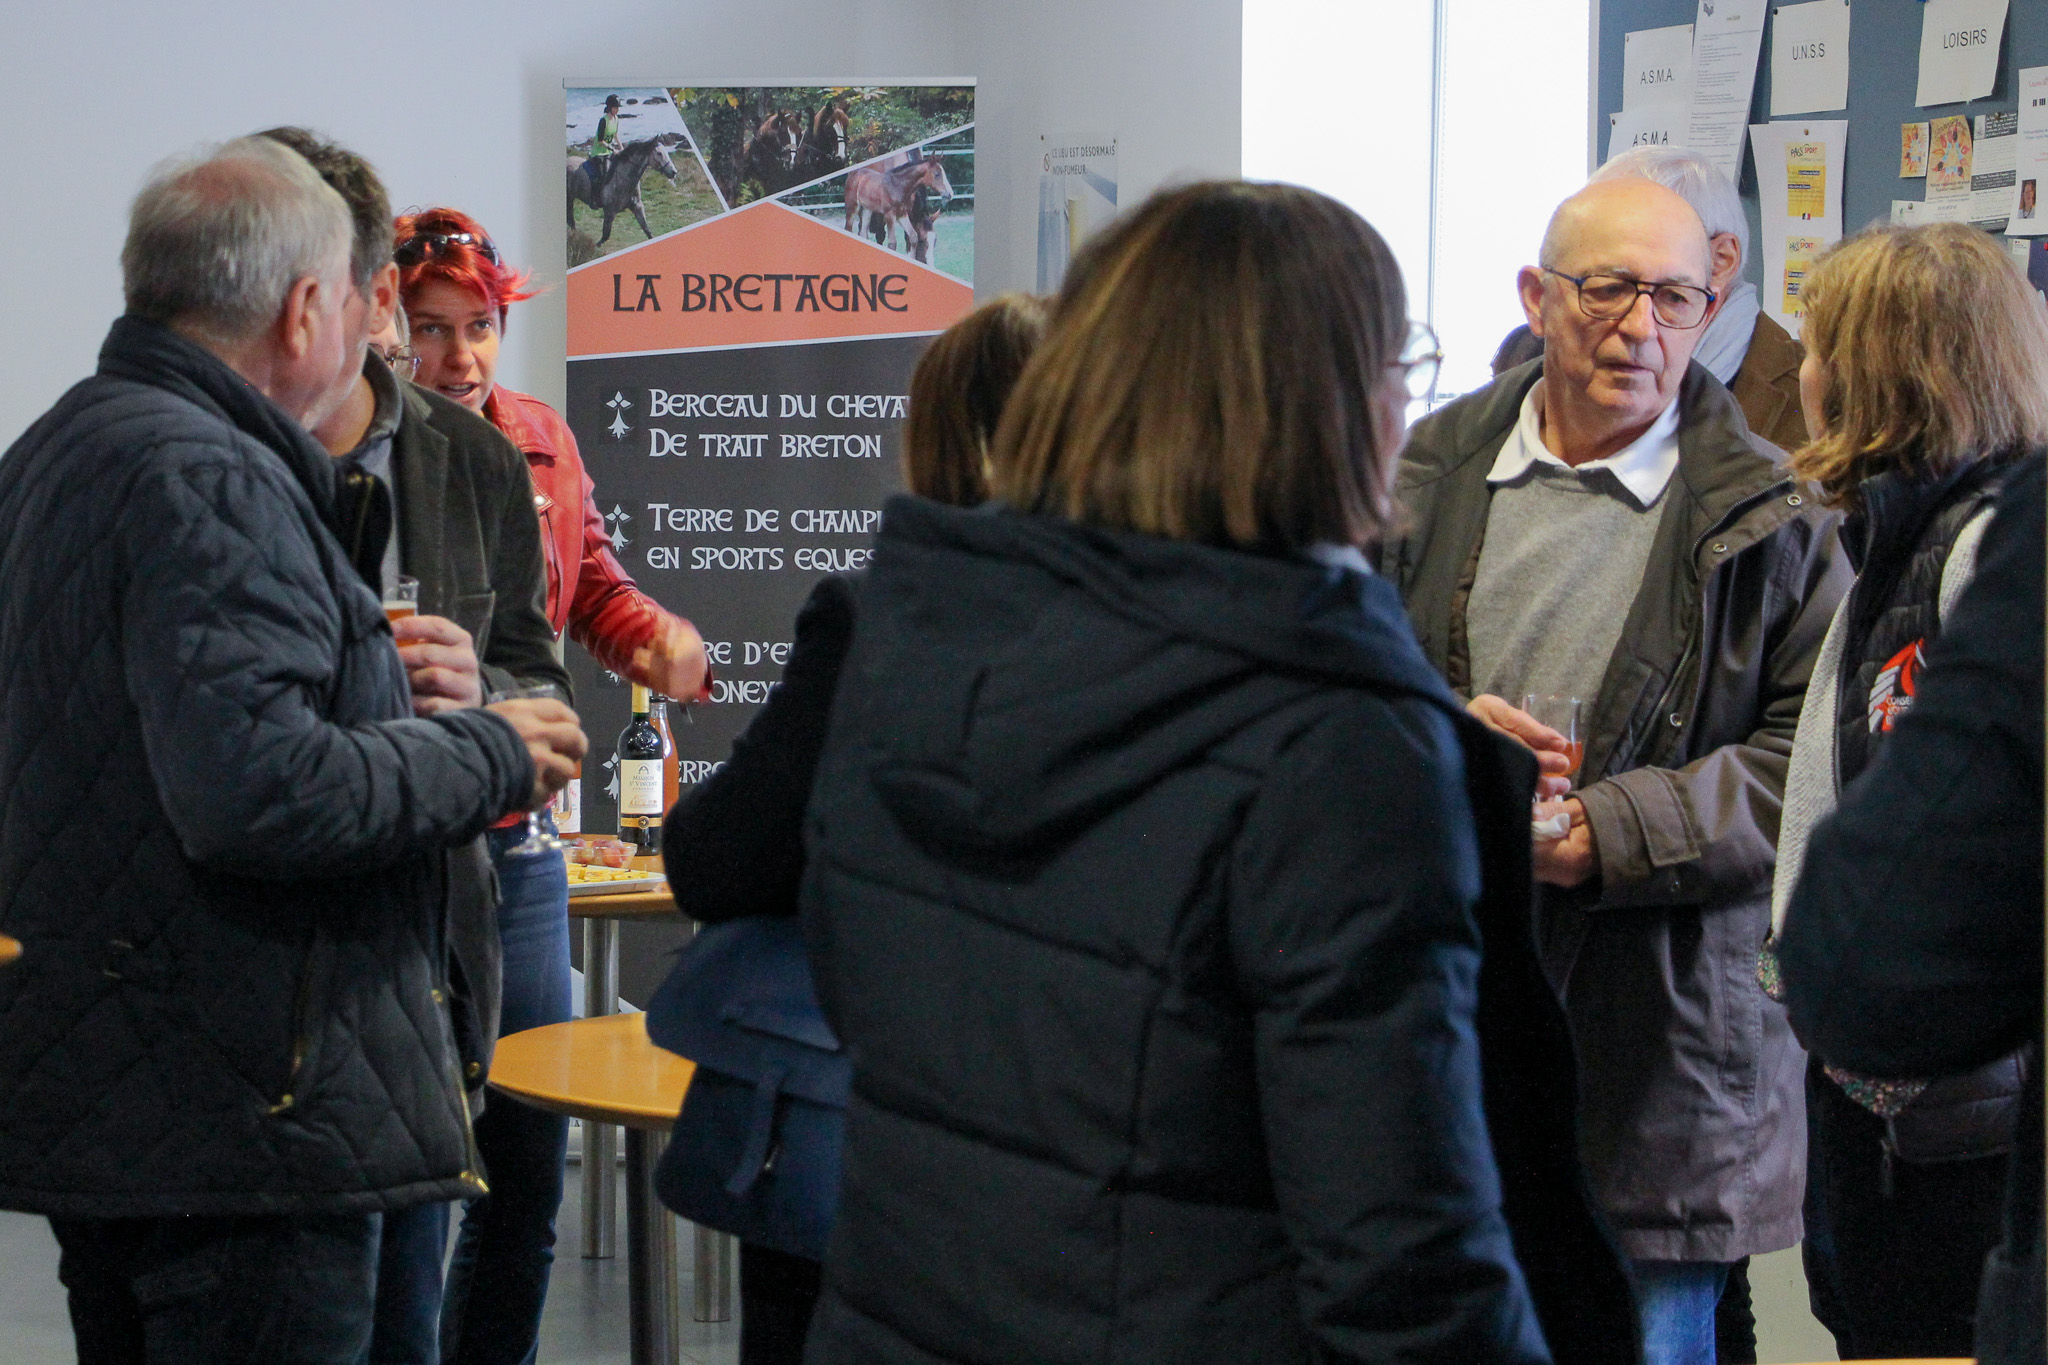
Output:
[565,87,721,264]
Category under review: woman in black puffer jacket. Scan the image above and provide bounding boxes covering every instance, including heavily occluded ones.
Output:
[796,182,1637,1365]
[658,294,1048,1365]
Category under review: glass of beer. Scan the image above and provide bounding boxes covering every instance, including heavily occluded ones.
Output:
[1523,693,1584,781]
[383,576,420,623]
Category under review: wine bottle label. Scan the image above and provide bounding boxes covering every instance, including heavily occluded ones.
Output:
[619,759,664,816]
[551,777,582,834]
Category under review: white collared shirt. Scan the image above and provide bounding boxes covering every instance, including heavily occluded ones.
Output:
[1486,380,1683,510]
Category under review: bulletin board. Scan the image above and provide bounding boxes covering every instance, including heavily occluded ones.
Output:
[1594,0,2048,293]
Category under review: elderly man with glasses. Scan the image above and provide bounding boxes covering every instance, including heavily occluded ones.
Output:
[1380,177,1849,1365]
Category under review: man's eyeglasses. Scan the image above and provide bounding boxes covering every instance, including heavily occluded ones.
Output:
[1543,268,1716,329]
[394,231,500,268]
[1394,320,1444,404]
[374,345,418,371]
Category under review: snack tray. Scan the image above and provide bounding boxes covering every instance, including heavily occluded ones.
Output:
[565,871,669,898]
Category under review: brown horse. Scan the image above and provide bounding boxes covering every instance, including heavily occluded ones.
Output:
[796,100,852,180]
[738,110,804,195]
[844,152,953,255]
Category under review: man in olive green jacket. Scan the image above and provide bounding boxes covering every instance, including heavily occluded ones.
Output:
[1383,178,1850,1364]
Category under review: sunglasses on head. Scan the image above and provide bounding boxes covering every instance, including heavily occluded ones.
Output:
[394,231,500,268]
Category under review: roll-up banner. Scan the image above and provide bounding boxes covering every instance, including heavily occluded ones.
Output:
[563,82,975,856]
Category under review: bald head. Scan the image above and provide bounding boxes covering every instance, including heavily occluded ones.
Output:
[1538,179,1711,286]
[1517,177,1719,464]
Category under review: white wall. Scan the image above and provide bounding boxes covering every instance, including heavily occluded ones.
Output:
[962,0,1242,300]
[0,0,967,447]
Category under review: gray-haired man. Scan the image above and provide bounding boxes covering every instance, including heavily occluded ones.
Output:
[0,137,585,1362]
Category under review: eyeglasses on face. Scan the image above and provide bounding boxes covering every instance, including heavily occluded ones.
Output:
[374,344,418,370]
[1393,320,1444,404]
[1543,268,1716,329]
[394,231,501,268]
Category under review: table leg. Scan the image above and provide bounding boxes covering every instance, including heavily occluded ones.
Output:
[625,1127,680,1365]
[691,1223,735,1323]
[581,918,619,1259]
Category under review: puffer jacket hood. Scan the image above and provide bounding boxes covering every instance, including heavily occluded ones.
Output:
[853,495,1455,863]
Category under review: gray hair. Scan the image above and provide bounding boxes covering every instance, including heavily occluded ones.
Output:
[122,137,353,343]
[1590,146,1749,267]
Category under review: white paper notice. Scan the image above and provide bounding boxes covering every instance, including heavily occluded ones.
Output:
[1749,120,1847,338]
[2010,67,2048,236]
[1625,24,1696,110]
[1972,112,2018,227]
[1771,1,1851,116]
[1691,0,1769,183]
[1610,106,1691,161]
[1916,0,2009,108]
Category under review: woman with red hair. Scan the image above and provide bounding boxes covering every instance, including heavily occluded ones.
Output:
[396,207,709,1365]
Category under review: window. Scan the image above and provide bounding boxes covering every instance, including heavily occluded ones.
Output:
[1244,0,1593,406]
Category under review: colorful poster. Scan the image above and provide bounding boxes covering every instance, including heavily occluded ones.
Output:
[1928,115,1974,199]
[1900,122,1929,177]
[563,82,975,834]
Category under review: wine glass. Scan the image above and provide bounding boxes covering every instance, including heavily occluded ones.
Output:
[489,685,566,859]
[1522,693,1584,785]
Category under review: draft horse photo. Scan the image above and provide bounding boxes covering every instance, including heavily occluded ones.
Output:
[844,150,953,257]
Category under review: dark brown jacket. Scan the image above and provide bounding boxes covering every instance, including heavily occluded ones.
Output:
[1383,361,1851,1261]
[1491,314,1809,455]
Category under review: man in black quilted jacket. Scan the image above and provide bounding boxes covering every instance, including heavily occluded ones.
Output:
[0,136,586,1364]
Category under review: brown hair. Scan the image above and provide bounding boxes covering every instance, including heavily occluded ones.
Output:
[257,127,392,291]
[989,181,1407,552]
[903,294,1049,506]
[1793,223,2048,506]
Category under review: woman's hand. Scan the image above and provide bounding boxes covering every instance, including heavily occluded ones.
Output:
[631,615,713,702]
[1467,694,1574,799]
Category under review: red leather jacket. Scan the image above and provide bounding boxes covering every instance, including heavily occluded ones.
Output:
[484,385,674,679]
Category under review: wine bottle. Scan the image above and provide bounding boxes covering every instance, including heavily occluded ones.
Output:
[617,684,664,855]
[651,694,680,815]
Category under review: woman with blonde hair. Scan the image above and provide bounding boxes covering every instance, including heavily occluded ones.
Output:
[1767,221,2048,1359]
[793,182,1637,1364]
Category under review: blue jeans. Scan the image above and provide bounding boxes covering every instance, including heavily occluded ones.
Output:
[51,1211,381,1364]
[1630,1259,1731,1365]
[372,1202,450,1364]
[437,824,572,1365]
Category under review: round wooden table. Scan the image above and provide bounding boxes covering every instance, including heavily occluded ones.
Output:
[0,935,19,967]
[567,862,683,1258]
[491,1012,728,1363]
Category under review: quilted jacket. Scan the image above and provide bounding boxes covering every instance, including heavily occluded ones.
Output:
[0,317,534,1219]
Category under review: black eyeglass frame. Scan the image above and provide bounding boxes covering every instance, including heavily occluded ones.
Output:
[394,231,501,269]
[1542,267,1717,330]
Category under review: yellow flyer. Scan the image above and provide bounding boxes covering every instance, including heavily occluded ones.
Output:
[1900,121,1928,178]
[1786,142,1827,220]
[1783,236,1825,314]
